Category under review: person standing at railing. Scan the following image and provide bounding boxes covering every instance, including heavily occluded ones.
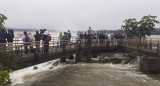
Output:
[76,31,81,43]
[110,33,114,44]
[0,29,7,51]
[34,31,41,52]
[61,32,68,47]
[21,31,31,54]
[6,28,14,51]
[80,32,84,39]
[86,31,92,46]
[67,30,71,44]
[40,29,43,40]
[105,33,108,39]
[29,33,35,53]
[42,31,51,54]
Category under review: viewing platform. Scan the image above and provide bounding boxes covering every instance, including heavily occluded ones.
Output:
[0,37,160,73]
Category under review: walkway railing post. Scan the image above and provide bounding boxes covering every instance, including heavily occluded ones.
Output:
[143,38,144,51]
[137,38,139,50]
[53,37,54,48]
[75,41,81,63]
[150,39,152,52]
[20,44,23,60]
[70,40,71,50]
[157,40,160,57]
[60,43,66,63]
[86,38,91,63]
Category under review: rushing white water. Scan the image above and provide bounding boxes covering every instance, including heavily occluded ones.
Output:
[10,59,66,86]
[10,53,160,86]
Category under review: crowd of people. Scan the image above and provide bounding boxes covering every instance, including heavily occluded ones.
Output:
[76,32,126,40]
[0,27,127,54]
[75,31,126,47]
[21,29,51,54]
[59,30,71,48]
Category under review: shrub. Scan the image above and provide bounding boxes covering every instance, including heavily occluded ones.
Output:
[0,48,18,86]
[0,69,12,86]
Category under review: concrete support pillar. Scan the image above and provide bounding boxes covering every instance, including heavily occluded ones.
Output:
[140,56,160,73]
[75,53,81,63]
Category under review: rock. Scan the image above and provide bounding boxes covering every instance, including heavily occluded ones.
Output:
[33,66,38,70]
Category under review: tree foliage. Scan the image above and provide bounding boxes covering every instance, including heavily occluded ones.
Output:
[123,15,159,37]
[0,14,7,30]
[0,14,17,86]
[0,69,12,86]
[123,18,138,36]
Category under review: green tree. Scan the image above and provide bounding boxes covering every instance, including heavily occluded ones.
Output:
[0,14,7,30]
[138,15,159,37]
[123,15,159,37]
[123,15,159,50]
[123,18,138,37]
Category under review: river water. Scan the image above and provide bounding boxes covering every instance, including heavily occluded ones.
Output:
[11,53,160,86]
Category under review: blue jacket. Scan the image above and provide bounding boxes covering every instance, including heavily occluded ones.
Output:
[34,34,41,41]
[68,33,71,39]
[110,34,113,39]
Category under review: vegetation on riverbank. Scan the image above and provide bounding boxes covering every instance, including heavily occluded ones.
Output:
[0,49,18,86]
[0,14,7,31]
[0,14,18,86]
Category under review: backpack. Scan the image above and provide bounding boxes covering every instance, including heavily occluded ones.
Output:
[113,34,115,38]
[62,35,67,40]
[46,35,51,41]
[25,35,30,42]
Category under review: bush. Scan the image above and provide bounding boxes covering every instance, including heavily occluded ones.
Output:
[0,69,12,86]
[0,49,18,69]
[0,48,18,86]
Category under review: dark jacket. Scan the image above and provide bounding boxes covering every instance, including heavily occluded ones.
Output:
[34,34,41,41]
[0,29,7,43]
[42,34,49,45]
[7,30,14,42]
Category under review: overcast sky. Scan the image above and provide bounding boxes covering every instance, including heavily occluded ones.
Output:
[0,0,160,31]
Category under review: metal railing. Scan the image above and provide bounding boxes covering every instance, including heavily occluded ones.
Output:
[0,37,160,61]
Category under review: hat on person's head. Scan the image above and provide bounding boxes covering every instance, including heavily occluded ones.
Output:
[64,32,67,34]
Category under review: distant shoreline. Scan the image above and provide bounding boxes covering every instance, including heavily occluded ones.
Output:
[12,28,55,32]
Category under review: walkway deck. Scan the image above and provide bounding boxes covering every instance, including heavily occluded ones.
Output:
[0,37,160,71]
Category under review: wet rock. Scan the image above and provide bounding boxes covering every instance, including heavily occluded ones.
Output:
[98,54,122,64]
[33,66,38,70]
[49,67,53,69]
[52,60,59,66]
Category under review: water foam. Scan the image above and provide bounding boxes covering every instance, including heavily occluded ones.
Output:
[10,59,65,85]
